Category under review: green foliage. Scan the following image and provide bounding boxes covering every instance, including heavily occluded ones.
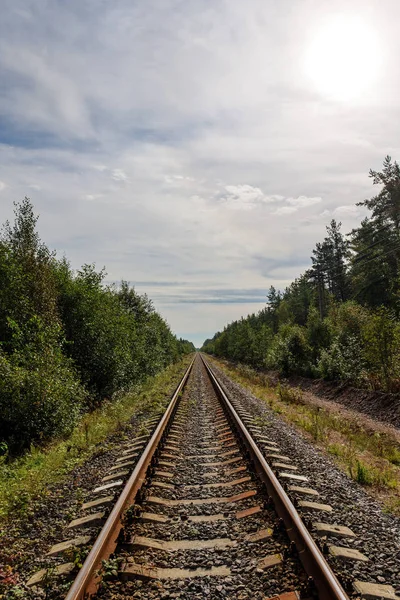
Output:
[0,199,193,454]
[202,158,400,393]
[266,324,311,376]
[311,219,350,304]
[354,460,373,485]
[54,262,140,401]
[317,302,368,383]
[306,307,332,359]
[351,156,400,309]
[362,307,400,391]
[0,319,86,452]
[276,384,303,405]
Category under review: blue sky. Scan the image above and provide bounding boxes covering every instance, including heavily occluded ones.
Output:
[1,0,399,347]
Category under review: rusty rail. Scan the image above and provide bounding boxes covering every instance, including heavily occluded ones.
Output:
[201,354,349,600]
[65,356,195,600]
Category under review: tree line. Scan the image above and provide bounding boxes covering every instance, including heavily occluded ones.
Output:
[0,198,194,454]
[202,157,400,393]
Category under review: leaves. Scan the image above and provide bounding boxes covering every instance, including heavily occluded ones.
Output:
[0,199,194,455]
[203,157,400,392]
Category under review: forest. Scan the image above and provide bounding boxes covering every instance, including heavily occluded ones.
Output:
[0,198,194,454]
[202,156,400,393]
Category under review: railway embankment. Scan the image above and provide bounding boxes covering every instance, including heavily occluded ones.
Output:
[209,357,400,515]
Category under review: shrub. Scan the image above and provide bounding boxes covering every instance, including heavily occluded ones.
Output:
[0,319,85,453]
[266,324,311,376]
[306,307,332,360]
[317,335,365,383]
[362,307,400,391]
[276,384,304,405]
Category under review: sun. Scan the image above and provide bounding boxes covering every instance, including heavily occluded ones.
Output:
[304,16,381,102]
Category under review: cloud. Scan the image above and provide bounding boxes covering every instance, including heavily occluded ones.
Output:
[111,169,129,183]
[273,205,298,215]
[287,195,322,207]
[84,194,103,201]
[333,204,361,217]
[164,174,196,185]
[273,195,322,215]
[0,0,397,344]
[217,185,319,212]
[219,184,268,210]
[0,181,6,192]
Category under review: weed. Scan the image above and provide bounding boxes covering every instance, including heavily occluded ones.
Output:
[2,585,26,599]
[354,461,373,485]
[276,384,303,405]
[122,504,141,526]
[187,526,200,537]
[41,566,57,600]
[252,415,272,428]
[309,407,326,441]
[327,443,344,457]
[97,557,122,587]
[65,545,89,569]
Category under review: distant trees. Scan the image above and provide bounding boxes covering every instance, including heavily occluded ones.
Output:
[0,199,194,453]
[202,157,400,393]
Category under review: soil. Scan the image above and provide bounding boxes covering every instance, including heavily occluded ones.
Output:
[282,374,400,434]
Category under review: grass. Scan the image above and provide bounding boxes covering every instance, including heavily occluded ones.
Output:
[0,355,193,521]
[210,357,400,515]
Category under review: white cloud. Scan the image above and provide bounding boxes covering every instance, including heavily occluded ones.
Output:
[0,0,397,344]
[84,194,103,201]
[220,184,266,210]
[0,181,6,192]
[333,204,361,217]
[287,195,322,207]
[218,185,287,211]
[164,174,196,185]
[111,169,129,183]
[273,205,298,215]
[272,195,322,215]
[319,209,331,219]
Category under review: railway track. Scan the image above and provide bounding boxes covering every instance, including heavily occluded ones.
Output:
[28,354,399,600]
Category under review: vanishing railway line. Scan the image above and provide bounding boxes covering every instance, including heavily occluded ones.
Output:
[28,354,399,599]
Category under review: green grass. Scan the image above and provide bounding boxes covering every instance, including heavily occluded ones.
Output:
[0,355,193,520]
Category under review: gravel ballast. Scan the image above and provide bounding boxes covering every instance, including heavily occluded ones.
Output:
[210,359,400,598]
[96,357,307,600]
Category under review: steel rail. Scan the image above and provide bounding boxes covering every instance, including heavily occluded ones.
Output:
[201,354,349,600]
[65,356,195,600]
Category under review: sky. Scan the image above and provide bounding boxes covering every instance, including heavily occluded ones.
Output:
[1,0,399,347]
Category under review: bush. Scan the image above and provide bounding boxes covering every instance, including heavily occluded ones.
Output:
[306,307,332,360]
[317,335,365,383]
[328,301,369,345]
[362,307,400,391]
[266,324,311,376]
[0,199,192,455]
[0,319,85,453]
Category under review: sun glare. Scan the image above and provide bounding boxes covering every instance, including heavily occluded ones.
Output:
[304,16,381,102]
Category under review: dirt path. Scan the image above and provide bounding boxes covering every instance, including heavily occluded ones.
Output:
[292,385,400,444]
